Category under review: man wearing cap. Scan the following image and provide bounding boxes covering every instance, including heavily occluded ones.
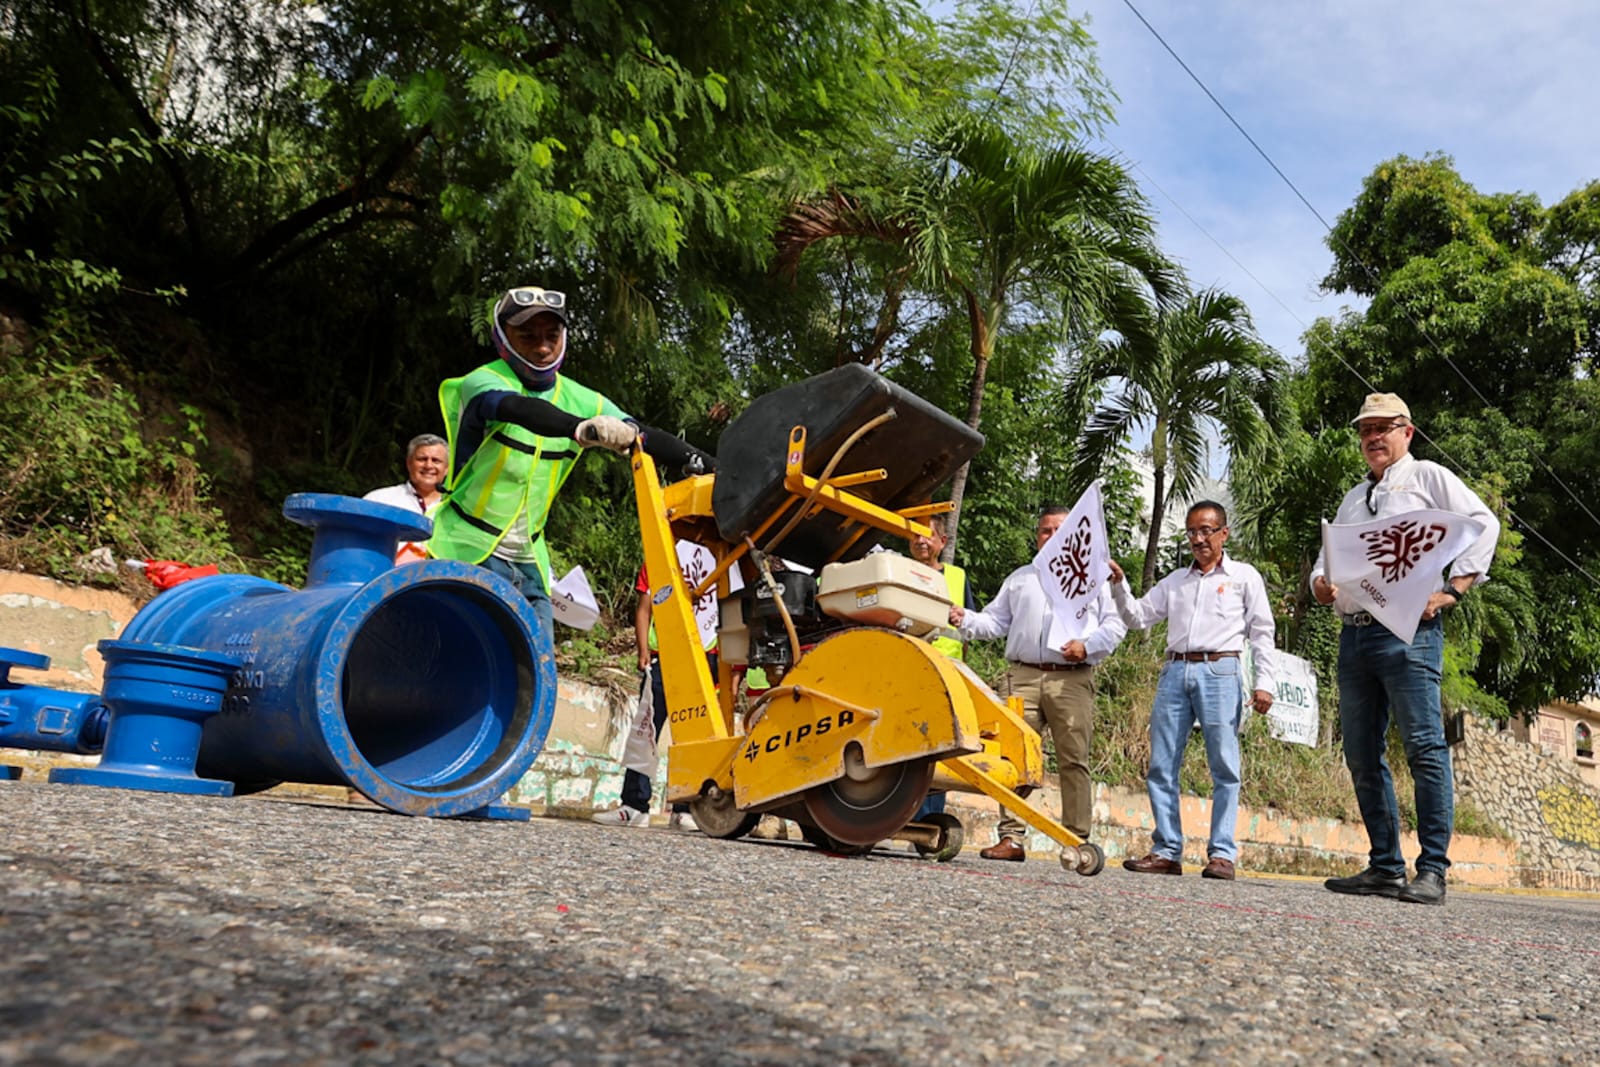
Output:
[1107,500,1276,881]
[431,285,708,634]
[1310,393,1499,906]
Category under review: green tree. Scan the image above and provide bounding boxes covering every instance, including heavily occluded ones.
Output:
[1068,288,1290,591]
[774,121,1178,557]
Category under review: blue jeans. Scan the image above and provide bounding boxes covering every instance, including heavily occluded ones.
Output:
[1147,657,1244,862]
[1337,617,1450,875]
[481,556,553,639]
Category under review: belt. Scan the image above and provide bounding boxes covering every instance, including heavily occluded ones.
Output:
[1342,612,1376,626]
[1014,660,1091,672]
[1167,651,1240,662]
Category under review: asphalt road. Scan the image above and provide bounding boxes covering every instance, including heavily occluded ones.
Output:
[2,783,1595,1066]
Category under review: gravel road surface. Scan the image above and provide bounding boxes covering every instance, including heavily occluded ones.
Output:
[2,783,1595,1066]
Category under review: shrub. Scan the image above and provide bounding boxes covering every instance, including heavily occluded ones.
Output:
[0,314,236,583]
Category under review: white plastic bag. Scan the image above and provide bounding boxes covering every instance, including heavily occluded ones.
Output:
[620,673,658,775]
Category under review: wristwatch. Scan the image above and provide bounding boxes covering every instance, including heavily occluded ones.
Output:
[1439,586,1462,604]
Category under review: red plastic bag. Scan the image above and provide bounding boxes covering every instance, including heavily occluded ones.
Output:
[142,560,220,590]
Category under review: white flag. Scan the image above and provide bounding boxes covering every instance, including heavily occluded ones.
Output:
[676,540,722,649]
[1321,509,1486,645]
[550,565,600,630]
[1034,480,1112,647]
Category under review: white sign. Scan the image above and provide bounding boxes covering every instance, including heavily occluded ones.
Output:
[675,540,725,650]
[1267,651,1320,747]
[1034,480,1111,648]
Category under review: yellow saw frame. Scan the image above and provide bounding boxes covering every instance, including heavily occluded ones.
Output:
[630,424,1103,875]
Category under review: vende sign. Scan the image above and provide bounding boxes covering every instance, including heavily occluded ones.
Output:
[1269,652,1319,746]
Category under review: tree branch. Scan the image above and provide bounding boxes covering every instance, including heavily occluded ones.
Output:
[76,6,203,253]
[207,128,431,290]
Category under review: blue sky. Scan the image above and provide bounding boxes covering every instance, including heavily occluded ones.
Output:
[1071,0,1599,363]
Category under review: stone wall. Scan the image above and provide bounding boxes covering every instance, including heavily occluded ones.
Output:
[0,572,134,692]
[1454,715,1600,890]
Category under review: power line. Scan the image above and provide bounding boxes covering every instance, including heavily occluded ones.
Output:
[1115,0,1600,582]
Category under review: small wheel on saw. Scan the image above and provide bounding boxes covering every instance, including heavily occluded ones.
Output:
[912,812,965,863]
[689,791,761,840]
[798,822,876,856]
[1060,841,1105,877]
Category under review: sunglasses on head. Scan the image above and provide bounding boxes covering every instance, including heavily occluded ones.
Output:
[504,287,565,310]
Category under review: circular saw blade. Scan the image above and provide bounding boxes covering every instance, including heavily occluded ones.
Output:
[802,756,934,846]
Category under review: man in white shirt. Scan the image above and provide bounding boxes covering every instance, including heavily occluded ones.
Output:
[1310,393,1499,906]
[1108,500,1276,880]
[951,506,1127,861]
[363,433,447,563]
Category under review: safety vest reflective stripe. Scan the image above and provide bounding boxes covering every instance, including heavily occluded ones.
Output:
[446,498,507,537]
[487,429,579,462]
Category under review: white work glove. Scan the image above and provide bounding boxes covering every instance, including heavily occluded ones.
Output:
[574,415,638,453]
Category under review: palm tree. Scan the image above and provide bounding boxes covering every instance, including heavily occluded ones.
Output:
[1067,288,1290,591]
[774,118,1180,556]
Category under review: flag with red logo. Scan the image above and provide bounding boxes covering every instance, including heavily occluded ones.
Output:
[1034,480,1111,646]
[1321,510,1487,644]
[677,540,723,648]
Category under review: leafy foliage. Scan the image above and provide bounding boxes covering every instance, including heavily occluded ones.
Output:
[0,315,235,580]
[1068,288,1291,590]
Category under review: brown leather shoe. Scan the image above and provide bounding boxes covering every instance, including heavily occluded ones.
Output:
[979,837,1025,862]
[1122,852,1183,875]
[1201,857,1236,880]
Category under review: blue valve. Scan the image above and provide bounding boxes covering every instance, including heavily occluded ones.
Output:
[0,646,113,779]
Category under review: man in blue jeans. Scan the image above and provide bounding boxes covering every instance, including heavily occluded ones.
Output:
[1310,393,1500,905]
[1107,501,1277,880]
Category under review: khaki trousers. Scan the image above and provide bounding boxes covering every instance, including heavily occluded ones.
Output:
[995,662,1096,841]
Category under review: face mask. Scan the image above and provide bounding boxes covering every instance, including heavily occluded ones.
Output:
[493,318,566,390]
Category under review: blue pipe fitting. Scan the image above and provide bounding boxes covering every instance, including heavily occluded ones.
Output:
[50,640,240,795]
[0,647,112,778]
[106,493,556,818]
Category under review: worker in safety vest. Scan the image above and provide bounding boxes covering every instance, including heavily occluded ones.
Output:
[908,512,974,661]
[431,285,709,635]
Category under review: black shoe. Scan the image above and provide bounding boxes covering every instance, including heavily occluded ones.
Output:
[1324,867,1407,897]
[1397,870,1446,905]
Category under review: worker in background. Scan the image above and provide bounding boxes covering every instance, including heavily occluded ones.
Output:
[593,544,722,830]
[906,512,975,822]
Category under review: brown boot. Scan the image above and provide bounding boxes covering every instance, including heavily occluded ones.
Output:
[979,837,1025,862]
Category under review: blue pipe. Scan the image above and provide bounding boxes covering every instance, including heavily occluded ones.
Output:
[104,493,557,817]
[0,647,112,778]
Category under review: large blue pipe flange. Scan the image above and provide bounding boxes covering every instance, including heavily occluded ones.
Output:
[0,647,112,779]
[50,640,240,795]
[111,493,557,817]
